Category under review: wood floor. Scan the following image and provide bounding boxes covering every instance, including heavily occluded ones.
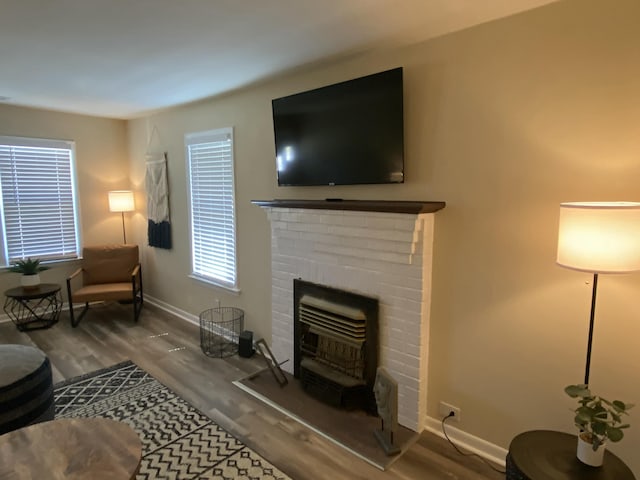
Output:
[0,302,504,480]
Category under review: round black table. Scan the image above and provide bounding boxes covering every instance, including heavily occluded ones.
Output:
[3,283,62,331]
[506,430,635,480]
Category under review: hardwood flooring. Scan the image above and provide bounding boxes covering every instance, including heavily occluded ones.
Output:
[0,302,504,480]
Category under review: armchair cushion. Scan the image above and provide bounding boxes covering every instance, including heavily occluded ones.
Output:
[70,282,134,303]
[82,244,139,285]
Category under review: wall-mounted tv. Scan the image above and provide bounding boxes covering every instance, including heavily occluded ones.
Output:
[272,67,404,187]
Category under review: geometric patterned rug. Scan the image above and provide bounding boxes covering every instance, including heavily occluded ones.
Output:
[54,361,292,480]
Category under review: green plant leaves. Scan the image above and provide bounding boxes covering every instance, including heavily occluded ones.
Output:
[565,384,632,446]
[575,406,595,423]
[8,257,50,274]
[613,400,635,412]
[593,422,607,435]
[607,428,624,442]
[565,384,590,398]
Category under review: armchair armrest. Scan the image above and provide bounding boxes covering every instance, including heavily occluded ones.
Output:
[68,268,82,281]
[66,267,84,307]
[131,264,140,278]
[130,263,143,298]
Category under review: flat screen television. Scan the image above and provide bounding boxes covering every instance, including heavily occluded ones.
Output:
[272,67,404,186]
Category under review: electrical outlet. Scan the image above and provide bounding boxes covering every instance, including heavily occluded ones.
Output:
[439,401,461,422]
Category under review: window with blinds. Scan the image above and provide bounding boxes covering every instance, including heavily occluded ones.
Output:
[0,136,80,265]
[185,127,238,291]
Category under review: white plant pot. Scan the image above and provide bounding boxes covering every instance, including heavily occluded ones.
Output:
[21,273,41,289]
[577,434,605,467]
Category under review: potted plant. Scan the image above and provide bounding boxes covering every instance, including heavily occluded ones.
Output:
[565,384,633,467]
[9,258,50,289]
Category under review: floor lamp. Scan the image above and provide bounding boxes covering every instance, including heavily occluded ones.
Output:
[108,190,135,244]
[556,202,640,386]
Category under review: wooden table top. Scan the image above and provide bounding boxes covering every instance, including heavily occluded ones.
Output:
[4,283,61,300]
[0,418,142,480]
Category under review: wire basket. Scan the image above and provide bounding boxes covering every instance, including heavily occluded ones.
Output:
[199,307,244,358]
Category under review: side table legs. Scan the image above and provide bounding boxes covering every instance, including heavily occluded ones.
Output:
[3,291,62,331]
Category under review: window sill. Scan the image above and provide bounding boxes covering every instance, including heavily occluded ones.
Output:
[188,274,240,295]
[1,257,80,272]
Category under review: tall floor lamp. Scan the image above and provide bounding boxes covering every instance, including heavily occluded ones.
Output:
[108,190,135,244]
[556,202,640,386]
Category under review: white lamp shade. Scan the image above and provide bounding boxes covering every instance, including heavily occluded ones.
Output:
[557,202,640,273]
[108,190,135,213]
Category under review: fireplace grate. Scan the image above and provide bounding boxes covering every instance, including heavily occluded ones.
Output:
[300,358,367,409]
[301,330,365,379]
[299,295,368,381]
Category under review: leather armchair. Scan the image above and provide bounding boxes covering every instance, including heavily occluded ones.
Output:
[66,244,143,327]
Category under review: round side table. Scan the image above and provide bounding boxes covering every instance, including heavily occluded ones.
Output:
[506,430,635,480]
[3,283,62,331]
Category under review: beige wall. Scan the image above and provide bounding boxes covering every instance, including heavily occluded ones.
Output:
[128,0,640,471]
[0,104,129,295]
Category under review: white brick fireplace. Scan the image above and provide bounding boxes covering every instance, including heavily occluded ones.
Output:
[254,200,444,432]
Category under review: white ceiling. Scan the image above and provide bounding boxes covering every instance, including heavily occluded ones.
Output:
[0,0,556,119]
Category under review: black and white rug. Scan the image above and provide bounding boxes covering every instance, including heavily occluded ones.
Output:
[54,361,291,480]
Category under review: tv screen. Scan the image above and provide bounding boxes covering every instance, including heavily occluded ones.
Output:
[272,67,404,186]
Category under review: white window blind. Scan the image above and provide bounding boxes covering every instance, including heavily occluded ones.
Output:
[0,136,80,264]
[185,128,237,290]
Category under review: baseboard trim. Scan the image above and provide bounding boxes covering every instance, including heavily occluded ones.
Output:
[424,417,507,467]
[145,295,200,327]
[0,294,204,328]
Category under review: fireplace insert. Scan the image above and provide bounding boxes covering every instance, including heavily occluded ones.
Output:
[293,279,379,412]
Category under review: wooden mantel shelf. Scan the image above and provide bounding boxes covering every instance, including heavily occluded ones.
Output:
[251,199,446,214]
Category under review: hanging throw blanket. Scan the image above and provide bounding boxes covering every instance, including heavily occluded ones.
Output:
[145,152,172,249]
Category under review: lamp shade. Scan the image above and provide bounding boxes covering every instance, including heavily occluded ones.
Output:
[557,202,640,273]
[108,190,135,213]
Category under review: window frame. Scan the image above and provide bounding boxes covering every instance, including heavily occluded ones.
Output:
[185,127,239,293]
[0,135,82,267]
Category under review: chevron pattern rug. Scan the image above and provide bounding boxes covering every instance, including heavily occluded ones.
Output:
[54,361,291,480]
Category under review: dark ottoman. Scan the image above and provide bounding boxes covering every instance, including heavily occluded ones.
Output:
[0,344,54,434]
